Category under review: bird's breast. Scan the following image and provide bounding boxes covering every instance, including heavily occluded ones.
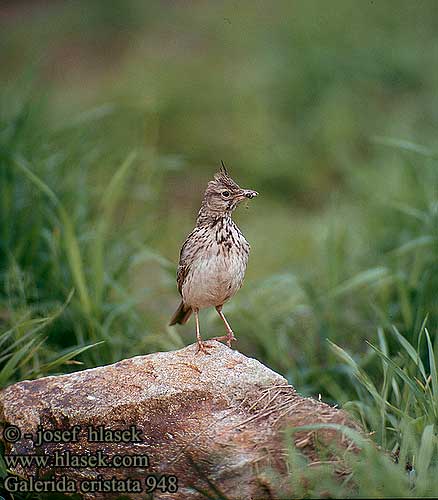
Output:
[181,223,250,309]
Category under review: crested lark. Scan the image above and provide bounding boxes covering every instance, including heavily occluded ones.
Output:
[169,163,258,353]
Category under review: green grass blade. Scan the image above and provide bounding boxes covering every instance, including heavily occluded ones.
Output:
[377,327,390,447]
[0,338,37,388]
[0,295,74,362]
[372,136,438,158]
[327,267,389,299]
[416,424,435,491]
[391,325,427,383]
[392,235,435,255]
[366,341,426,406]
[92,151,137,310]
[328,340,397,414]
[425,329,438,414]
[26,341,104,377]
[59,207,92,315]
[14,155,61,207]
[14,154,92,315]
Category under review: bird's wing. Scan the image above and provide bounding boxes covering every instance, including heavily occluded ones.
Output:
[176,228,198,296]
[176,262,189,296]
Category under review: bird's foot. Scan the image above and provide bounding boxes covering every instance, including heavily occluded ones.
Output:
[196,340,214,355]
[211,332,237,348]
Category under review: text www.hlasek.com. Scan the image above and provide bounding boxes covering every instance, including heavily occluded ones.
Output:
[4,450,149,469]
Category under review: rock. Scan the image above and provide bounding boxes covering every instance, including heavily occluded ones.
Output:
[0,341,360,499]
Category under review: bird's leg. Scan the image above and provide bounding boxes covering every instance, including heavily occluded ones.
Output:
[194,308,212,354]
[212,305,237,347]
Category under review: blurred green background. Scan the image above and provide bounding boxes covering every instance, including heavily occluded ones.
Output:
[1,1,438,497]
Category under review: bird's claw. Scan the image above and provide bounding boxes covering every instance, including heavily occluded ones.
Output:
[211,333,237,348]
[196,341,214,355]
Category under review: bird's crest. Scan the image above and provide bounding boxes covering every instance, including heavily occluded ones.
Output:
[214,161,240,190]
[220,160,228,176]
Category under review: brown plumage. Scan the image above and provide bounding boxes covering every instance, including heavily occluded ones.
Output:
[169,163,258,353]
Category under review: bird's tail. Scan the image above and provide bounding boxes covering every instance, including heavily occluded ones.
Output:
[169,301,192,325]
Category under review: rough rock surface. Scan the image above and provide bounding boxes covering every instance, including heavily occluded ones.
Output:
[0,342,360,499]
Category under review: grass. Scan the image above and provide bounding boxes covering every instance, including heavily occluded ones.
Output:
[0,1,437,498]
[266,319,438,498]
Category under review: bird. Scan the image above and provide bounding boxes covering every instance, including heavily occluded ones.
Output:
[169,162,258,353]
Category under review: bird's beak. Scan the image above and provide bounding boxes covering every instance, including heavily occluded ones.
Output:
[241,189,258,199]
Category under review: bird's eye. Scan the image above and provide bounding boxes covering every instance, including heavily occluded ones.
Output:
[222,191,230,198]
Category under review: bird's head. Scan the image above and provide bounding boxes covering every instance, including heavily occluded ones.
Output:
[199,162,258,219]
